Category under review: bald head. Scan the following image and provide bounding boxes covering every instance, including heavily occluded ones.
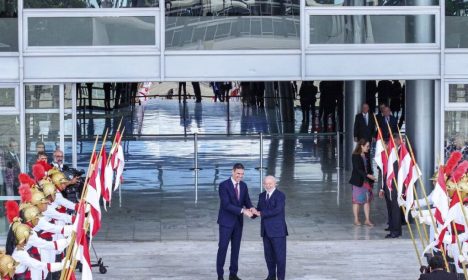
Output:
[263,176,277,192]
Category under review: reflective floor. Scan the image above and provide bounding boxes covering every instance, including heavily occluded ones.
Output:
[76,97,411,242]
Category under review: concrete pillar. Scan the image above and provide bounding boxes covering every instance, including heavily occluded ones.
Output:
[344,81,366,170]
[405,80,435,194]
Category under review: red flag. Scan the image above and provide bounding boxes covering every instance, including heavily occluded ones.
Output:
[386,136,397,190]
[77,227,93,280]
[86,169,102,237]
[74,200,86,247]
[397,142,411,205]
[99,148,110,202]
[433,166,449,224]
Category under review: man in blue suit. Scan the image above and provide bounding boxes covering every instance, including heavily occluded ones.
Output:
[252,175,288,280]
[216,163,255,280]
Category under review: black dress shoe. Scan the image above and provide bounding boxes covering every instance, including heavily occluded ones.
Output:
[384,227,390,231]
[218,278,224,280]
[385,233,400,238]
[265,277,277,280]
[229,275,242,280]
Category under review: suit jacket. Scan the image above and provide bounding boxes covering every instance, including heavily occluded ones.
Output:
[217,178,253,228]
[349,154,373,187]
[353,113,376,142]
[418,270,457,280]
[378,115,398,141]
[256,190,288,238]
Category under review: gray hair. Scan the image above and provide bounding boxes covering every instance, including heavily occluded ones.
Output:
[263,175,277,184]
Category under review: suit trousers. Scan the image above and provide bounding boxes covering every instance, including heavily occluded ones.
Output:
[384,186,402,236]
[263,235,286,280]
[217,222,243,277]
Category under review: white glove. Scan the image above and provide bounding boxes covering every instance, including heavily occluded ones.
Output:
[63,225,73,237]
[61,258,71,269]
[85,204,91,213]
[459,255,468,265]
[56,238,69,252]
[443,234,453,244]
[411,210,418,219]
[49,262,64,273]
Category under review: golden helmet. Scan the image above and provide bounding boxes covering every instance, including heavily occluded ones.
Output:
[30,191,48,206]
[40,180,56,199]
[0,252,18,278]
[11,222,31,245]
[447,179,458,198]
[49,169,69,187]
[21,205,42,224]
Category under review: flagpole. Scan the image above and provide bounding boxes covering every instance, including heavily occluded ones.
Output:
[405,136,451,272]
[452,221,468,278]
[385,122,423,267]
[65,129,110,280]
[60,134,101,280]
[396,126,430,246]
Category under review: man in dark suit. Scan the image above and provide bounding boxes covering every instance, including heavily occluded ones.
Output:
[378,107,398,142]
[380,134,402,238]
[418,255,457,280]
[252,175,288,280]
[216,163,255,280]
[353,103,376,143]
[4,138,20,196]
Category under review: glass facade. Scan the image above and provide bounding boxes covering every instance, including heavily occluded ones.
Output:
[446,0,468,48]
[448,84,468,103]
[0,88,15,107]
[444,111,468,160]
[28,16,156,47]
[0,0,18,52]
[306,0,438,5]
[165,0,300,50]
[309,15,436,44]
[0,115,20,196]
[24,0,158,8]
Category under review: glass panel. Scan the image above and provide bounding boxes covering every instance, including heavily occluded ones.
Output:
[444,111,468,160]
[0,88,15,107]
[25,113,60,174]
[448,84,468,103]
[25,85,60,109]
[309,15,436,44]
[64,113,73,166]
[446,1,468,48]
[0,115,21,196]
[306,0,438,5]
[28,16,156,47]
[24,0,158,8]
[165,0,300,50]
[65,83,73,109]
[0,0,18,52]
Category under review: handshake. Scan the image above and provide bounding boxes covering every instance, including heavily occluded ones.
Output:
[243,208,260,218]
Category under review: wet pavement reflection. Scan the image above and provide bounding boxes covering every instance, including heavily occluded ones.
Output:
[77,99,407,242]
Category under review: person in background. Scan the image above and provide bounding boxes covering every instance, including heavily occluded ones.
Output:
[4,138,20,196]
[349,139,376,226]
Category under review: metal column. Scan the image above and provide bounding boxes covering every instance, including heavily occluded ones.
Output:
[406,80,435,194]
[344,81,365,170]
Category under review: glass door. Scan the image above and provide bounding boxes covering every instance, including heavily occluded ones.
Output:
[24,84,77,173]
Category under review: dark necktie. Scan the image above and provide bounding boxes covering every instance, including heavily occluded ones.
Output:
[234,183,239,201]
[266,193,270,201]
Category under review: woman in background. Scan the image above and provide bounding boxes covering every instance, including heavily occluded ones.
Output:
[349,139,376,226]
